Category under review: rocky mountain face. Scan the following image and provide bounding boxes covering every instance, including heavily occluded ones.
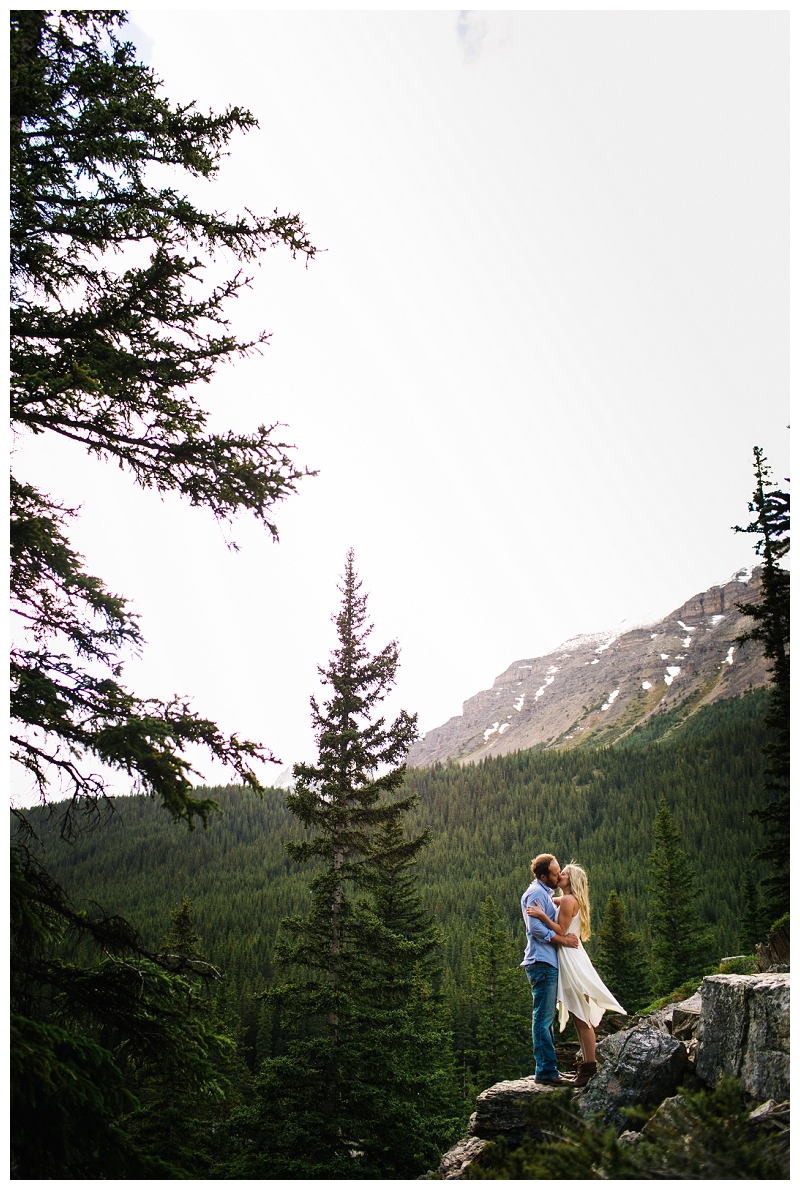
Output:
[408,568,769,768]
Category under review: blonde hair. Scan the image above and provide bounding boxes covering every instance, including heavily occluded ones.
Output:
[564,863,591,942]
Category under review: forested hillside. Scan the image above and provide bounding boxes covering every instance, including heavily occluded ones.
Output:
[19,690,770,1073]
[409,689,770,983]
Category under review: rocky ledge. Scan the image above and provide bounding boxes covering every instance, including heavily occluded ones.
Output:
[434,971,789,1178]
[468,1076,556,1142]
[696,972,790,1102]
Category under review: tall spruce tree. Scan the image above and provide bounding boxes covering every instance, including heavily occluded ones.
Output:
[647,798,715,995]
[11,850,235,1179]
[595,891,652,1014]
[733,447,790,918]
[11,10,317,837]
[442,961,480,1103]
[344,817,464,1173]
[120,898,250,1179]
[359,815,442,990]
[737,868,768,954]
[11,18,316,1171]
[216,551,460,1178]
[472,897,529,1089]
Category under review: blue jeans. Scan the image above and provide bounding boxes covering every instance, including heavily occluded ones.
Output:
[526,962,559,1078]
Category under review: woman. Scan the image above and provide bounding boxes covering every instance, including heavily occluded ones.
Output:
[527,863,625,1087]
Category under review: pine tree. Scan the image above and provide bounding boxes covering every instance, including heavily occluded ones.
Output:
[216,551,460,1178]
[442,962,480,1103]
[11,10,317,837]
[11,17,315,1170]
[281,548,418,975]
[345,817,464,1172]
[472,897,529,1089]
[595,891,652,1014]
[118,898,245,1178]
[647,798,715,995]
[733,447,790,917]
[161,897,202,954]
[737,868,768,954]
[10,851,233,1178]
[360,816,441,987]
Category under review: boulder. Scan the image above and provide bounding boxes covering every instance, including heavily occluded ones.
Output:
[579,1025,690,1133]
[436,1136,488,1180]
[651,1004,676,1034]
[468,1076,557,1142]
[749,1098,790,1128]
[747,1099,790,1169]
[695,973,789,1103]
[616,1129,642,1147]
[641,1093,688,1136]
[755,924,789,972]
[752,1094,785,1123]
[628,1002,677,1036]
[618,990,702,1044]
[671,992,702,1041]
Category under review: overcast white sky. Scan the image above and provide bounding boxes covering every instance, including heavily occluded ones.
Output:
[12,9,789,797]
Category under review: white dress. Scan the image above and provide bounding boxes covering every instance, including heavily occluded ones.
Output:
[556,909,626,1032]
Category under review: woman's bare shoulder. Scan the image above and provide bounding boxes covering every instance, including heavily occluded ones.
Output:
[557,893,578,914]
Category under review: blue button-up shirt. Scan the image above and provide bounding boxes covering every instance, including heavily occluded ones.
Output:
[520,878,558,968]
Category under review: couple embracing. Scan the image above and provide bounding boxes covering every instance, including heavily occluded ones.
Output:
[521,853,625,1088]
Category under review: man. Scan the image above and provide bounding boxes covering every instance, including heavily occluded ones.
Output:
[521,853,579,1085]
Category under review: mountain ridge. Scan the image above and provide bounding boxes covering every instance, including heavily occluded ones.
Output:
[408,567,768,767]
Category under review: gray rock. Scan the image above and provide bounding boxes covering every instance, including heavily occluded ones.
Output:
[671,992,702,1040]
[755,924,789,972]
[746,1098,790,1169]
[672,991,702,1017]
[748,1098,790,1127]
[616,1129,642,1147]
[646,1004,677,1035]
[596,1027,634,1065]
[578,1025,690,1133]
[695,973,789,1103]
[594,1002,678,1061]
[682,1037,698,1068]
[469,1075,558,1141]
[436,1136,488,1180]
[641,1093,688,1136]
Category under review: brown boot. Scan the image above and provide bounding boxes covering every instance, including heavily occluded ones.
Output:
[572,1061,597,1088]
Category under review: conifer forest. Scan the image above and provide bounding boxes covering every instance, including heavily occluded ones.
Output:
[9,10,789,1181]
[11,683,784,1177]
